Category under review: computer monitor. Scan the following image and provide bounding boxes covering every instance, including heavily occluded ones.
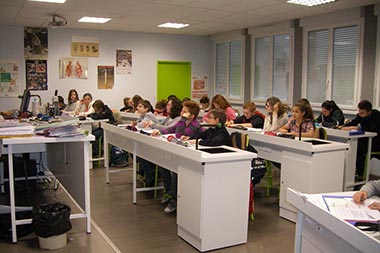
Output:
[19,89,31,114]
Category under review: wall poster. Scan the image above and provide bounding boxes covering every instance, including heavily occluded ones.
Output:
[0,60,20,97]
[24,27,48,60]
[97,65,114,89]
[116,49,132,74]
[59,57,88,79]
[191,74,208,100]
[71,42,99,57]
[26,60,48,90]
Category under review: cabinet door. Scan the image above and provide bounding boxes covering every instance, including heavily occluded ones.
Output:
[177,166,203,239]
[281,153,312,212]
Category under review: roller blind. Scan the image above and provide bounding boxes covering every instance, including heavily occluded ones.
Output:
[254,36,270,99]
[332,26,358,105]
[215,42,228,95]
[229,40,242,99]
[273,34,290,100]
[307,29,328,103]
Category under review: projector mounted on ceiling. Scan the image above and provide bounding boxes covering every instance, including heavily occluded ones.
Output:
[48,14,67,28]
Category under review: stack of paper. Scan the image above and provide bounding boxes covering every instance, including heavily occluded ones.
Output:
[41,124,87,137]
[0,124,34,138]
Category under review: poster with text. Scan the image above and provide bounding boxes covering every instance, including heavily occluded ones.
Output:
[116,49,132,74]
[191,74,208,100]
[97,66,114,89]
[24,27,48,60]
[0,60,20,97]
[26,60,47,90]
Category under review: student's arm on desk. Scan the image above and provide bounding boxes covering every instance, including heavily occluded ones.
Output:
[340,126,358,131]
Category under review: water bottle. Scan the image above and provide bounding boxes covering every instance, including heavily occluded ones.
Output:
[357,123,362,131]
[52,90,59,116]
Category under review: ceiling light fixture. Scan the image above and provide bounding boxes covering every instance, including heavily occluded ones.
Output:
[158,22,190,29]
[78,17,111,24]
[287,0,336,7]
[28,0,67,3]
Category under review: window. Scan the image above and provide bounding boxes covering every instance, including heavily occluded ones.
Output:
[305,25,359,107]
[252,33,291,102]
[215,40,242,100]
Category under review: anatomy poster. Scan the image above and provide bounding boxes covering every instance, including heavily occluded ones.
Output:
[0,60,20,97]
[59,57,88,79]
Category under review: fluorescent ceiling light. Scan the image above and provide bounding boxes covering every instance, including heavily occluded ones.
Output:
[287,0,336,7]
[158,22,190,29]
[78,17,111,24]
[28,0,67,3]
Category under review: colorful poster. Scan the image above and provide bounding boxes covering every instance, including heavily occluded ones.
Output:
[24,27,48,60]
[0,60,20,97]
[191,74,208,100]
[116,49,132,74]
[59,58,88,79]
[25,60,48,90]
[97,66,114,89]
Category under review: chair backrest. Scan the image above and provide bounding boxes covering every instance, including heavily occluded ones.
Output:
[112,111,123,125]
[314,127,327,140]
[231,132,249,150]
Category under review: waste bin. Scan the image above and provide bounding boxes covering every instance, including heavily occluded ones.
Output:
[32,202,72,250]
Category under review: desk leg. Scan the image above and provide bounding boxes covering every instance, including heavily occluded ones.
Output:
[365,138,373,182]
[105,131,109,184]
[8,145,17,243]
[133,142,137,204]
[294,211,304,253]
[84,141,91,234]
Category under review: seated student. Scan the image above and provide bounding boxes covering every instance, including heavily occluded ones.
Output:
[228,101,265,129]
[58,96,66,113]
[88,99,115,157]
[183,109,232,147]
[131,99,159,185]
[263,96,290,131]
[120,96,134,112]
[131,94,143,113]
[132,99,159,128]
[153,100,201,213]
[352,180,380,210]
[64,89,80,112]
[75,93,95,116]
[202,94,236,122]
[279,101,315,138]
[316,100,344,128]
[154,99,168,116]
[145,97,182,202]
[199,95,210,113]
[341,100,380,180]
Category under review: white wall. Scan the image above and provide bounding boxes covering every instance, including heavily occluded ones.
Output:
[0,25,211,112]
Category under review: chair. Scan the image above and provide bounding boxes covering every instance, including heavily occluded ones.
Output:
[314,127,327,140]
[231,132,266,220]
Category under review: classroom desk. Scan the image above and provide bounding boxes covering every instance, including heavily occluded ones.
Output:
[102,122,256,252]
[227,128,348,222]
[0,134,94,243]
[287,188,380,253]
[324,128,376,190]
[119,111,140,122]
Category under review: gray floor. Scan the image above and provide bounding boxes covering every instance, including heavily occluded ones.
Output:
[0,164,295,252]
